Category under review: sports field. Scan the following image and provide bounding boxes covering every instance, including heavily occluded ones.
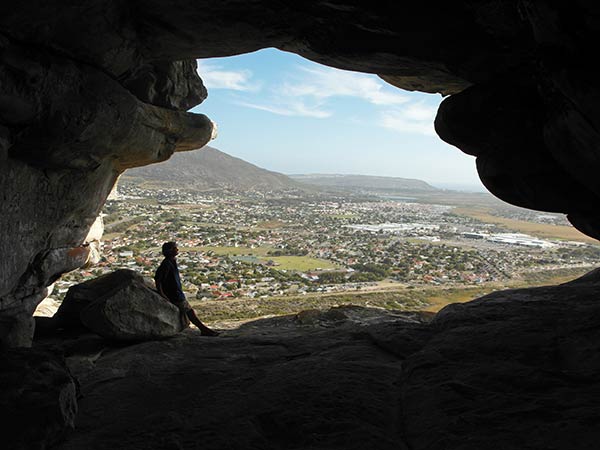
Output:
[187,246,339,271]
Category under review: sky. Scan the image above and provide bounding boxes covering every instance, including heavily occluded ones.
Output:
[190,48,485,192]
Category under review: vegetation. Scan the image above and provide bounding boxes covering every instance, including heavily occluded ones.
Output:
[193,266,594,324]
[267,256,339,271]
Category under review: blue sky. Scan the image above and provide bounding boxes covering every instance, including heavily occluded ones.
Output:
[191,48,485,191]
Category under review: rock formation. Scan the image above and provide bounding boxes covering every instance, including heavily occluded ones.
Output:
[21,271,597,450]
[0,28,214,346]
[3,4,600,448]
[47,269,188,340]
[2,1,600,346]
[1,348,77,449]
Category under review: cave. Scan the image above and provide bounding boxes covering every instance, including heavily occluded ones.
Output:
[2,2,600,449]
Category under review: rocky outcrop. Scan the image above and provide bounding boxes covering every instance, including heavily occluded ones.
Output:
[32,272,599,450]
[52,270,188,341]
[0,348,77,450]
[0,32,213,346]
[1,2,600,349]
[79,272,188,341]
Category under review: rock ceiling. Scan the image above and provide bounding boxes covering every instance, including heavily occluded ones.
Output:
[1,1,600,346]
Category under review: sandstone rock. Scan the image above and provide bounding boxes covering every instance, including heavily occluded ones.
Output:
[56,307,421,450]
[0,36,213,347]
[120,59,207,110]
[34,295,60,318]
[48,276,600,450]
[3,1,600,347]
[72,270,187,341]
[0,348,77,449]
[79,289,187,341]
[400,279,600,450]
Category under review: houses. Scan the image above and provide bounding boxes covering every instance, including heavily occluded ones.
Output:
[51,183,600,302]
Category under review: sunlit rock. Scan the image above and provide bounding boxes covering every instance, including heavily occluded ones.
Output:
[54,270,188,341]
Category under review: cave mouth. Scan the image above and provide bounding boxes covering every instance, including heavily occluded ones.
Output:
[54,49,594,336]
[3,2,600,352]
[5,4,600,448]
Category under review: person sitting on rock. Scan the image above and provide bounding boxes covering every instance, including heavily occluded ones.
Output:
[155,241,219,336]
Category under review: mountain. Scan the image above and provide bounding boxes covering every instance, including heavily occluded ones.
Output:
[124,146,302,192]
[290,174,438,192]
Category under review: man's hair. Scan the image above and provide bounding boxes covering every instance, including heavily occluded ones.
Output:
[162,241,177,257]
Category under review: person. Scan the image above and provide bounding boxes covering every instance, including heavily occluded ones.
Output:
[155,241,219,336]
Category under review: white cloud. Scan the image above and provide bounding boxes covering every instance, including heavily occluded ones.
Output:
[229,64,408,119]
[235,100,331,119]
[196,61,260,91]
[197,59,430,125]
[379,103,438,136]
[279,66,409,106]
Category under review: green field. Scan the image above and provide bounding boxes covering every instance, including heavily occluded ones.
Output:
[268,256,339,271]
[255,220,287,229]
[188,245,274,256]
[187,246,339,271]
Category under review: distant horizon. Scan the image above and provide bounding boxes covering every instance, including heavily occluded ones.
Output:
[284,171,488,193]
[195,144,489,194]
[192,48,485,190]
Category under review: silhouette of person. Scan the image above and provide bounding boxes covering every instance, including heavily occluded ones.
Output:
[155,241,219,336]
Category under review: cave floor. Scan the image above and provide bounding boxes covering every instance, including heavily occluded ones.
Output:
[48,279,600,450]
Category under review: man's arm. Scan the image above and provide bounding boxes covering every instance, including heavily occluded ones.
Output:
[155,265,170,301]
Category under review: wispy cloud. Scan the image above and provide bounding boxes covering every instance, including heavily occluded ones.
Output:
[235,99,331,119]
[379,103,438,136]
[279,66,409,106]
[196,61,260,92]
[198,58,436,127]
[228,64,408,119]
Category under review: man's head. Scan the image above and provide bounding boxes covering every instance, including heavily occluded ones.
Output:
[162,241,179,258]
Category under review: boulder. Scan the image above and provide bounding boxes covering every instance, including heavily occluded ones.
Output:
[76,270,188,341]
[52,270,188,341]
[0,348,77,450]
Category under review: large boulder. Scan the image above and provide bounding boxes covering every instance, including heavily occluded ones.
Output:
[0,348,77,450]
[55,270,188,341]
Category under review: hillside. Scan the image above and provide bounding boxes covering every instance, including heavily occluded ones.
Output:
[124,146,302,192]
[290,174,438,192]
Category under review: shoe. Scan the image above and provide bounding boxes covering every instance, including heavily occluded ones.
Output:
[201,329,220,337]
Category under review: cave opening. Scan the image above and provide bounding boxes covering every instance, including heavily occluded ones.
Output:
[4,3,600,448]
[66,47,595,339]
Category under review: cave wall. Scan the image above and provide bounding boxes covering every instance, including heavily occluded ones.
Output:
[1,1,600,346]
[0,35,214,346]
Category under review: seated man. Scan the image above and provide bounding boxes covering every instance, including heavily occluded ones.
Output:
[155,241,218,336]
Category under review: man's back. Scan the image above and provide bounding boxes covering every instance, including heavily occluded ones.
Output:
[155,258,183,304]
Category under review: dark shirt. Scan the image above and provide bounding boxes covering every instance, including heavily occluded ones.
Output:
[155,258,185,304]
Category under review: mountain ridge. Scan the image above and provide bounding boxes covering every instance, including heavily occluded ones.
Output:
[124,146,440,194]
[124,146,302,192]
[290,173,438,192]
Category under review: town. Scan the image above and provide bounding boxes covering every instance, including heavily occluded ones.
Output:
[54,182,600,307]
